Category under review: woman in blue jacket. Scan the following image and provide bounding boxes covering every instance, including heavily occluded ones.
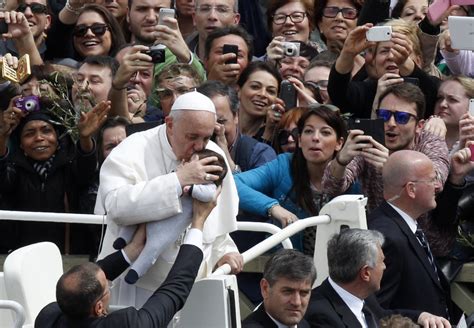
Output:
[235,105,347,254]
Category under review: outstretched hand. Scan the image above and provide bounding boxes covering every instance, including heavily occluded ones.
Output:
[78,100,111,139]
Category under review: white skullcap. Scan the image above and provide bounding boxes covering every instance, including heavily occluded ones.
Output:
[171,91,216,114]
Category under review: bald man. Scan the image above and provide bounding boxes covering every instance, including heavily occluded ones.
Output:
[367,150,451,320]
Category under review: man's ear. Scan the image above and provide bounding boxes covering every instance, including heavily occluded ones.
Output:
[260,278,270,300]
[93,300,105,317]
[233,13,240,25]
[415,119,424,135]
[360,265,370,283]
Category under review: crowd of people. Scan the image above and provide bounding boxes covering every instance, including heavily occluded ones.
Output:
[0,0,473,326]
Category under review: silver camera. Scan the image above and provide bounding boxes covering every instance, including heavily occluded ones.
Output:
[282,42,300,57]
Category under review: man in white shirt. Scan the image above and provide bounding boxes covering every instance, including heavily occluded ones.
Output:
[95,91,242,308]
[305,228,451,328]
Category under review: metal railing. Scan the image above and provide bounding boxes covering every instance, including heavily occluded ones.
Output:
[0,300,26,328]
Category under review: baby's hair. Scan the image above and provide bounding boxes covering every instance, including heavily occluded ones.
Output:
[196,149,228,186]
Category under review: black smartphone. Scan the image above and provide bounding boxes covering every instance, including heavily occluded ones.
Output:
[279,80,297,110]
[403,77,419,86]
[347,118,385,146]
[223,44,238,64]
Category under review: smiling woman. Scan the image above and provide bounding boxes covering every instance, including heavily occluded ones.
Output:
[72,4,126,60]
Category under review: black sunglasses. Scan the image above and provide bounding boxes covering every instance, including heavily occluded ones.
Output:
[72,23,109,37]
[278,127,299,146]
[322,7,358,19]
[16,2,48,14]
[376,109,417,125]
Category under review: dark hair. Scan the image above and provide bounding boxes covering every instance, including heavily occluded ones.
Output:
[266,0,315,35]
[74,4,126,59]
[290,106,346,215]
[97,116,129,164]
[128,0,173,11]
[197,80,239,115]
[195,149,228,185]
[237,61,282,90]
[263,249,316,286]
[56,262,103,319]
[78,55,119,76]
[327,228,384,283]
[378,82,425,119]
[307,50,338,71]
[390,0,431,19]
[204,25,254,62]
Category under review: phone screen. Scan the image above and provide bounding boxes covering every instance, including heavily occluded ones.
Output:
[347,118,385,146]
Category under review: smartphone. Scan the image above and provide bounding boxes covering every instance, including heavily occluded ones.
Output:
[279,80,297,110]
[427,0,450,23]
[403,77,420,86]
[158,8,175,28]
[469,144,474,161]
[366,26,392,42]
[469,99,474,116]
[347,118,385,146]
[222,44,238,64]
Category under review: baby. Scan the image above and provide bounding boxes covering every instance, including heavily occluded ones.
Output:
[113,149,228,284]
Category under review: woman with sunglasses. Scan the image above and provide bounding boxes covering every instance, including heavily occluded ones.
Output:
[235,105,347,254]
[273,107,308,153]
[71,4,125,60]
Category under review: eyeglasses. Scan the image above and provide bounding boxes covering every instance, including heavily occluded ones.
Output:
[305,80,328,90]
[195,5,234,16]
[272,11,307,25]
[16,2,48,14]
[156,86,195,100]
[412,178,437,186]
[278,127,299,145]
[376,109,417,125]
[322,7,358,19]
[72,23,109,37]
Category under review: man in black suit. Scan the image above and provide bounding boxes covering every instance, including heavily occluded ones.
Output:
[368,150,452,319]
[305,228,450,328]
[35,193,218,328]
[242,249,315,328]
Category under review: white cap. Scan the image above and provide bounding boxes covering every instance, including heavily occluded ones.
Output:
[171,91,216,114]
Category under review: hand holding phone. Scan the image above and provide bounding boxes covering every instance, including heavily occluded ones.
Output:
[222,44,238,64]
[158,8,175,28]
[469,99,474,116]
[279,80,297,110]
[366,26,392,42]
[347,118,385,146]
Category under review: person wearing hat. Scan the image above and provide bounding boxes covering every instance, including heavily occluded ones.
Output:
[95,91,242,308]
[0,98,109,253]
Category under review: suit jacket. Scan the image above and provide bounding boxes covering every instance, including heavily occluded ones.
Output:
[34,244,203,328]
[304,279,420,328]
[368,201,449,318]
[242,303,310,328]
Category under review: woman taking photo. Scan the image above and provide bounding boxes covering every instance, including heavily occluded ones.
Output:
[237,61,283,144]
[235,105,347,254]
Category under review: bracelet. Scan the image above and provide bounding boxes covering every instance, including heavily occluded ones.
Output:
[267,203,279,218]
[335,153,348,166]
[64,0,83,15]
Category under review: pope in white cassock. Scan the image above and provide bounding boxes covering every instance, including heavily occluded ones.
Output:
[95,91,242,307]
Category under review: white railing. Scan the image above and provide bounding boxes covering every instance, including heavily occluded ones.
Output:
[0,300,26,328]
[213,215,330,276]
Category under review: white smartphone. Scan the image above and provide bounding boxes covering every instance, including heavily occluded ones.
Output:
[469,99,474,116]
[448,16,474,51]
[158,8,175,27]
[366,26,392,42]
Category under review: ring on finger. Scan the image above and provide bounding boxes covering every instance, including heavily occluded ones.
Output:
[274,111,282,118]
[271,104,275,111]
[10,113,15,120]
[204,173,211,181]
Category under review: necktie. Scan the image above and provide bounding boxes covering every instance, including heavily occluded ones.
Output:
[362,303,378,328]
[415,228,439,277]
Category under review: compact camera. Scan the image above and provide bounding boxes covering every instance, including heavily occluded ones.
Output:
[282,42,300,57]
[144,44,166,63]
[15,95,40,113]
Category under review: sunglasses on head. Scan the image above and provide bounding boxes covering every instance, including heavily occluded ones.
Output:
[16,2,48,14]
[322,6,358,19]
[278,127,299,146]
[72,23,109,37]
[376,109,417,125]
